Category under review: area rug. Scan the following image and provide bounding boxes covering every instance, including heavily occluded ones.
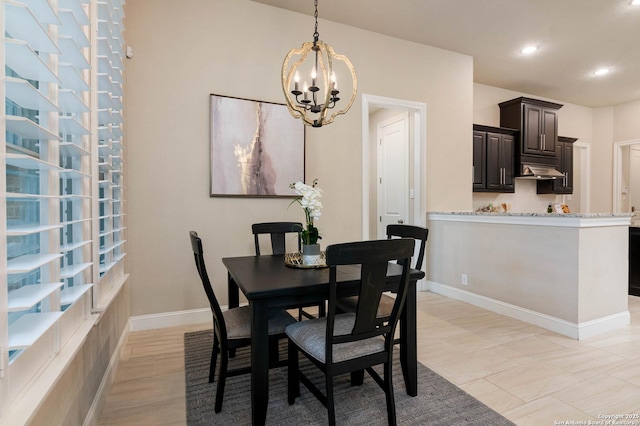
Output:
[184,330,515,425]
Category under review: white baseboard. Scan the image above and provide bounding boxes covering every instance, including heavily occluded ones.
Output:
[577,311,631,339]
[417,278,427,292]
[129,288,439,331]
[427,281,629,340]
[130,307,214,331]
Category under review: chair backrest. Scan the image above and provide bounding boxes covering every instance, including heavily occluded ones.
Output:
[325,239,414,359]
[189,231,228,341]
[386,224,428,270]
[252,222,303,255]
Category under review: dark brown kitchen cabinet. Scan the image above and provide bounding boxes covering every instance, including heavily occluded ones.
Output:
[537,136,576,194]
[473,125,517,193]
[499,97,563,159]
[473,130,486,190]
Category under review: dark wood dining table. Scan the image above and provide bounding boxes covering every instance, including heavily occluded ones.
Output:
[223,254,425,426]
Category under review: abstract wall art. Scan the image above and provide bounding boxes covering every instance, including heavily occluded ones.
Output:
[210,94,305,197]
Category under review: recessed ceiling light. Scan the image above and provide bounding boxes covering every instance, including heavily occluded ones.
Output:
[631,0,640,5]
[593,67,611,76]
[520,45,539,55]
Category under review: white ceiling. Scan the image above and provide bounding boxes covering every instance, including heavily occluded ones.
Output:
[253,0,640,108]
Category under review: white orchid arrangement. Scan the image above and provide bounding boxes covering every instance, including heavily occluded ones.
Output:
[289,179,322,245]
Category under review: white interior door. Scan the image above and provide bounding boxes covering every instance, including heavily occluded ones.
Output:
[377,113,409,239]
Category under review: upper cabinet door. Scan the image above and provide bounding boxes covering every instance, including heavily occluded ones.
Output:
[485,133,502,190]
[501,133,515,190]
[541,109,558,155]
[523,104,542,155]
[473,131,486,190]
[523,104,556,157]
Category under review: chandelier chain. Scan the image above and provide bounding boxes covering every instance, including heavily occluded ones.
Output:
[313,0,319,42]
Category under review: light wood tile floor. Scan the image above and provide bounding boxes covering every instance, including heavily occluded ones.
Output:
[98,293,640,425]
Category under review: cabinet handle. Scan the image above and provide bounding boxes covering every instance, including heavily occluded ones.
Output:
[542,134,546,151]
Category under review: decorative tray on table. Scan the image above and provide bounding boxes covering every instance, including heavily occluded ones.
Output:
[284,251,328,269]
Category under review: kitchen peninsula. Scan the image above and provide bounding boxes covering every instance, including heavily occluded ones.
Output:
[427,212,632,339]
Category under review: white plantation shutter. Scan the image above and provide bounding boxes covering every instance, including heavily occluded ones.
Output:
[1,0,126,410]
[95,0,126,301]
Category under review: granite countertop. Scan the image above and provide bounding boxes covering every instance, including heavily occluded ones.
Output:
[428,211,633,218]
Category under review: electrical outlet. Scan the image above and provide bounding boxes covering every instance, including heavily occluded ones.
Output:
[461,274,468,285]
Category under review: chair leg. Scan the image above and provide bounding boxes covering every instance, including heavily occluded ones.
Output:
[209,335,220,383]
[214,349,228,413]
[326,374,336,426]
[269,336,279,366]
[318,302,326,317]
[287,339,299,404]
[384,361,397,426]
[350,369,364,386]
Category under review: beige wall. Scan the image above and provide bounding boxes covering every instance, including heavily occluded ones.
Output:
[614,100,640,142]
[123,0,640,317]
[123,0,473,315]
[591,107,615,212]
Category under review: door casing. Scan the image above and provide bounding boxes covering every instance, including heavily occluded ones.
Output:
[362,94,426,239]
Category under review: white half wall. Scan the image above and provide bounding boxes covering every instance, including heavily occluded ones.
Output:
[427,212,630,339]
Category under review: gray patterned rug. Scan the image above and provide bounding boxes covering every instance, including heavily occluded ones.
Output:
[184,330,515,425]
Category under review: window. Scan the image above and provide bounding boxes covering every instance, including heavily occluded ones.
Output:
[2,0,126,409]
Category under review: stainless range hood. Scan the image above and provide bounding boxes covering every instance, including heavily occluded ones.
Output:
[517,164,564,180]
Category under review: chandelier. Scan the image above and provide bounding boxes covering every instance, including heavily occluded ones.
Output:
[281,0,357,127]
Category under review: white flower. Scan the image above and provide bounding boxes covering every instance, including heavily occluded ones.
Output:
[290,179,322,227]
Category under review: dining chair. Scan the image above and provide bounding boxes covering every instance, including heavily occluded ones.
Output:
[252,222,326,319]
[285,238,414,426]
[189,231,296,413]
[336,224,428,323]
